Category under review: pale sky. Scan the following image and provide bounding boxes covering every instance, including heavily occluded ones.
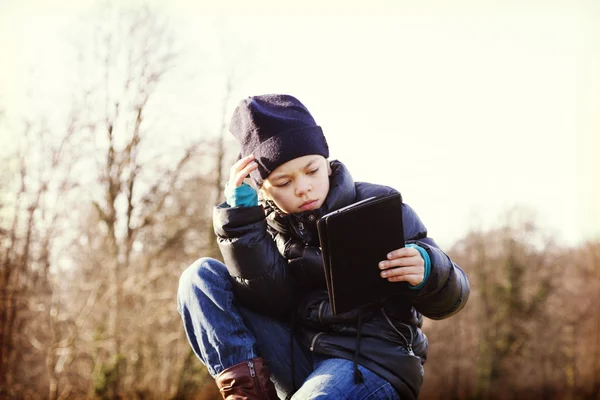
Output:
[1,0,598,248]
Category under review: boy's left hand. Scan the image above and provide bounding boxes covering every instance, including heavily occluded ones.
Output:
[379,247,425,286]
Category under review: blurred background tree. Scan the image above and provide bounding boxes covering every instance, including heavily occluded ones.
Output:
[0,2,233,399]
[420,210,600,400]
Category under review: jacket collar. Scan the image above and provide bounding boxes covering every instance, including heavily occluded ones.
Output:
[264,160,357,236]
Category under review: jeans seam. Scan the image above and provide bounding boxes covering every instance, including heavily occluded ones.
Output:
[363,381,396,400]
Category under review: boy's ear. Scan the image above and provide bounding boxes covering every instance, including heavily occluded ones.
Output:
[327,161,332,176]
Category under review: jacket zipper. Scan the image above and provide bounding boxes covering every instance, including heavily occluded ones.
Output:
[310,332,325,351]
[248,360,265,398]
[398,321,415,356]
[381,309,414,355]
[297,221,309,245]
[318,301,326,325]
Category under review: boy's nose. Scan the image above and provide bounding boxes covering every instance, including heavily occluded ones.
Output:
[295,180,311,196]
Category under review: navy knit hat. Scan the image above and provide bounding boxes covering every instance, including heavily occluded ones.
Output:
[229,94,329,187]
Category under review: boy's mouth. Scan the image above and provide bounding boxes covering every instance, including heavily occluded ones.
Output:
[299,200,318,211]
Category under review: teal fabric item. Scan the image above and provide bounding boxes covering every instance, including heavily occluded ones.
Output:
[224,182,258,208]
[405,244,431,290]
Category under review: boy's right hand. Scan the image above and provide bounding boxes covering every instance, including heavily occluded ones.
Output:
[229,154,259,188]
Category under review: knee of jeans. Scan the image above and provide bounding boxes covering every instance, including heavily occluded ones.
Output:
[178,258,229,301]
[180,257,228,285]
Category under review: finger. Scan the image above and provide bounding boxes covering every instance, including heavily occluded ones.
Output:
[379,255,422,270]
[230,155,256,186]
[380,266,423,279]
[233,161,258,187]
[387,247,419,260]
[387,274,424,285]
[230,154,255,177]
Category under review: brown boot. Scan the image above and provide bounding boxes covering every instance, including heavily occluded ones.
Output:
[215,357,279,399]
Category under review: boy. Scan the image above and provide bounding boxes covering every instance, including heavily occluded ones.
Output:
[177,94,470,399]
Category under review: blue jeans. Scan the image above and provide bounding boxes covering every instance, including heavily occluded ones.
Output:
[177,257,400,400]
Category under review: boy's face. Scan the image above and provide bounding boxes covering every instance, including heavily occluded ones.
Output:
[261,155,331,214]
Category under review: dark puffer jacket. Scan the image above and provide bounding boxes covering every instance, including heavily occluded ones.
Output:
[213,160,470,399]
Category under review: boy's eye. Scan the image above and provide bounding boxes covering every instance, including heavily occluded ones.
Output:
[275,181,291,188]
[307,168,319,175]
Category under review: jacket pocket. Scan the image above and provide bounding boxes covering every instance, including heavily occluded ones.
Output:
[381,308,415,355]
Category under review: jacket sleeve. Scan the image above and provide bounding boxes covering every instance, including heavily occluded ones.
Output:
[213,203,296,317]
[401,203,470,320]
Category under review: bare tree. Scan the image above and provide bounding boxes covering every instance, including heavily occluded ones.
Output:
[0,107,82,398]
[68,5,199,397]
[54,4,239,398]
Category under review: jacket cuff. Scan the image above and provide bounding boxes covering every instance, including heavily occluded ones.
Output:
[224,182,258,208]
[213,202,265,238]
[405,244,430,290]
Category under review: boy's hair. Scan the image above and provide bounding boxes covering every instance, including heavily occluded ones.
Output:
[230,94,329,187]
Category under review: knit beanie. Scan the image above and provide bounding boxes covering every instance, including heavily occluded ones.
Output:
[229,94,329,187]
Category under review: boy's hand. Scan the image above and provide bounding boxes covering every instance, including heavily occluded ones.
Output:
[378,247,425,286]
[229,154,258,188]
